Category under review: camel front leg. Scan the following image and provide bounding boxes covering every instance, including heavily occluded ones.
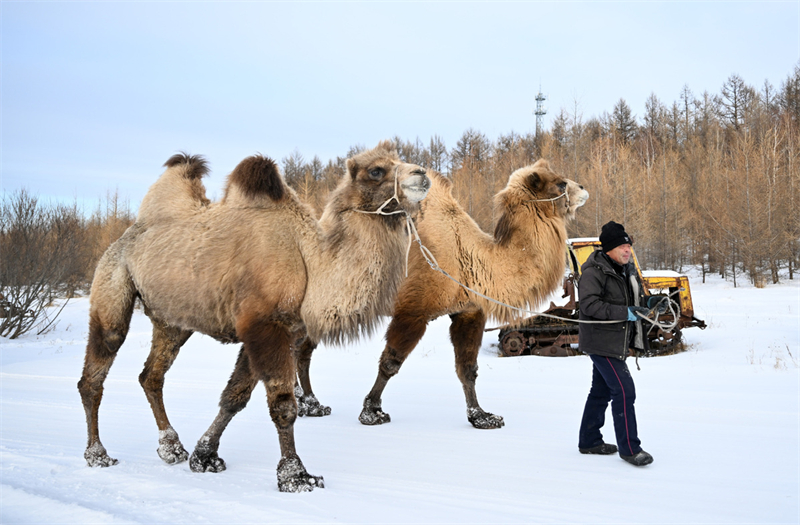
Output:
[360,312,428,426]
[294,338,331,417]
[139,319,193,464]
[193,320,323,492]
[252,322,323,492]
[450,310,504,429]
[268,382,324,493]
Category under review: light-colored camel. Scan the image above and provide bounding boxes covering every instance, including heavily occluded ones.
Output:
[77,143,430,492]
[291,160,589,425]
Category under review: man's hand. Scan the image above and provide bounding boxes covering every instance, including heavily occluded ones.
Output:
[627,306,650,321]
[647,296,669,314]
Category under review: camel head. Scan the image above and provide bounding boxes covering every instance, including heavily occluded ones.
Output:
[339,141,430,216]
[507,159,589,221]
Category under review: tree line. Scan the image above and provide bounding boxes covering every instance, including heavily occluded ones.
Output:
[542,66,800,288]
[2,63,797,337]
[279,64,800,288]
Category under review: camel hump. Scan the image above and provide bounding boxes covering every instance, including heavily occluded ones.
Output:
[163,153,209,180]
[226,155,285,202]
[136,153,210,226]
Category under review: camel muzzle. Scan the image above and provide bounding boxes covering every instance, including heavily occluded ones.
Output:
[400,170,430,203]
[573,189,590,208]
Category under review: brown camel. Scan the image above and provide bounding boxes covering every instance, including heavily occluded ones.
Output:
[77,143,430,492]
[359,160,588,428]
[291,160,588,425]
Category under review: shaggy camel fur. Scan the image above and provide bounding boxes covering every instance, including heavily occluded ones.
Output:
[290,160,589,425]
[77,143,429,492]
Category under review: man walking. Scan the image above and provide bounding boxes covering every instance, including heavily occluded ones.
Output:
[577,221,654,467]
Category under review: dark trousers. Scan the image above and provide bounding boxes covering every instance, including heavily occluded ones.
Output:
[578,354,641,456]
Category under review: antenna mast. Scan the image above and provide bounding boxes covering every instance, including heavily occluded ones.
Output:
[534,85,547,137]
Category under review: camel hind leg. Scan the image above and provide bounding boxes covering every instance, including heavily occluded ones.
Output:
[450,310,504,429]
[189,346,258,473]
[138,317,193,464]
[77,260,137,467]
[294,338,331,417]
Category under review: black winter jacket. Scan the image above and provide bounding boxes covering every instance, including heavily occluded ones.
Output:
[577,250,649,359]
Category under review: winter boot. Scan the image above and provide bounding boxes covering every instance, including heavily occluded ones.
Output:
[579,443,618,455]
[620,450,653,466]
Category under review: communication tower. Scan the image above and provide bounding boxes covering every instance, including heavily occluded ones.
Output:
[534,86,547,137]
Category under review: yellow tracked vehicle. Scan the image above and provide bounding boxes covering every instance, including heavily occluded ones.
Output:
[497,238,706,357]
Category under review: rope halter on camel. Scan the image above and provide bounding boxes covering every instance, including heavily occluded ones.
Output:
[527,188,570,215]
[353,166,419,277]
[529,190,568,204]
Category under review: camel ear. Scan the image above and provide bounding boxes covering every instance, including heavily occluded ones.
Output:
[346,158,358,180]
[525,172,544,193]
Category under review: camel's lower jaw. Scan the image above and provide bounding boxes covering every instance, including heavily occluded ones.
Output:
[574,190,590,208]
[567,192,589,219]
[401,174,430,203]
[404,188,428,203]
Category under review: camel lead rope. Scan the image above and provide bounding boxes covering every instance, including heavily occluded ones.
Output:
[407,197,678,331]
[358,174,677,331]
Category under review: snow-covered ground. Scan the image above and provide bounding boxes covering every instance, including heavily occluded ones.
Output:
[2,270,798,524]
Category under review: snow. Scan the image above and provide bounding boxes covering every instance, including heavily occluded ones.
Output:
[641,270,683,278]
[568,237,601,243]
[2,270,798,524]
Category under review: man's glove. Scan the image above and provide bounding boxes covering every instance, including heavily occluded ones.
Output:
[647,296,669,314]
[627,306,650,321]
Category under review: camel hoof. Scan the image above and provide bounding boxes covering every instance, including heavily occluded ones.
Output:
[358,404,391,426]
[84,442,118,467]
[189,446,226,473]
[157,428,189,464]
[298,394,331,417]
[467,408,505,429]
[158,441,189,464]
[277,455,324,493]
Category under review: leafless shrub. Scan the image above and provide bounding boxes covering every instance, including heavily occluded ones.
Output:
[0,190,86,338]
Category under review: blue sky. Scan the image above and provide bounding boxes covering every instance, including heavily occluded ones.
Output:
[2,0,798,209]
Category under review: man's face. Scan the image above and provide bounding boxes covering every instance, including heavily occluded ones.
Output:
[607,243,632,265]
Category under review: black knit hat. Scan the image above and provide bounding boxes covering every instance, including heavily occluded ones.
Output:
[600,221,633,253]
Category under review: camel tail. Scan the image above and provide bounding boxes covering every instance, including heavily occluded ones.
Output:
[226,155,285,202]
[163,152,210,180]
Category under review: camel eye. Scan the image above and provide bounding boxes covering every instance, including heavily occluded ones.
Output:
[557,181,567,191]
[368,168,385,180]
